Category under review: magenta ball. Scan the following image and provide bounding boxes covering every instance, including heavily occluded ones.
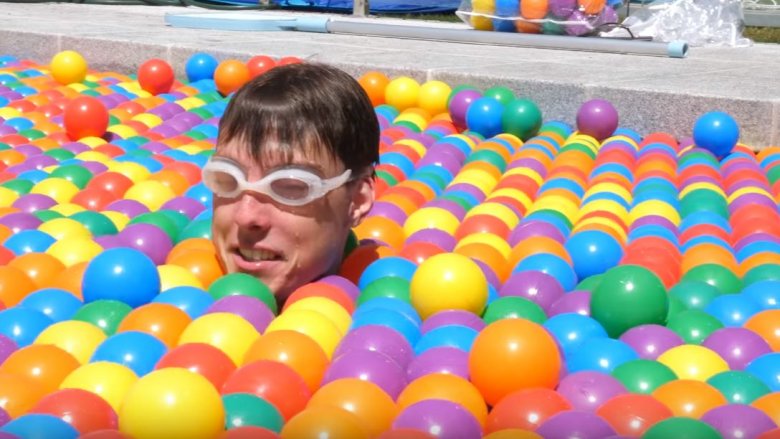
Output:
[11,194,57,213]
[117,223,173,266]
[448,89,483,130]
[323,349,407,399]
[420,310,486,335]
[702,327,773,370]
[160,196,206,220]
[333,324,414,369]
[700,404,777,439]
[0,334,17,364]
[549,0,577,18]
[406,346,470,381]
[318,275,360,302]
[619,324,685,360]
[576,99,619,141]
[536,410,616,439]
[549,290,592,316]
[499,270,565,312]
[406,229,457,252]
[205,295,275,333]
[392,399,482,439]
[557,371,628,412]
[509,220,567,246]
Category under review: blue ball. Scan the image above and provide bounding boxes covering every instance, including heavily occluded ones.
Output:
[357,257,418,290]
[693,111,740,158]
[82,248,161,308]
[379,152,416,178]
[513,253,578,292]
[413,324,479,355]
[0,307,53,347]
[354,297,422,326]
[566,337,639,374]
[185,52,219,83]
[90,331,168,376]
[543,313,608,356]
[3,229,56,255]
[466,97,505,138]
[1,414,78,439]
[19,288,82,323]
[705,294,762,327]
[152,286,214,319]
[565,230,624,280]
[742,280,780,310]
[351,307,421,345]
[746,353,780,391]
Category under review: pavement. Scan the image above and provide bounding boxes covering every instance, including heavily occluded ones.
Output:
[0,3,778,148]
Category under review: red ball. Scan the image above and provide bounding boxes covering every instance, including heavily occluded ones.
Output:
[31,388,118,435]
[63,96,109,141]
[137,58,175,95]
[278,56,302,66]
[247,55,277,79]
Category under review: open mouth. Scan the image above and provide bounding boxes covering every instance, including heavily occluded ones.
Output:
[238,248,284,262]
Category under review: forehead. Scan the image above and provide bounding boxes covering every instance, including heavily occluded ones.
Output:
[215,138,342,174]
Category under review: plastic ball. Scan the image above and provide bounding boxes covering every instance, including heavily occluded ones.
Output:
[31,388,118,435]
[222,393,284,433]
[119,368,224,439]
[185,52,219,82]
[178,312,259,366]
[409,252,488,320]
[501,98,542,141]
[466,97,505,138]
[657,345,729,382]
[214,59,251,96]
[693,111,740,158]
[50,50,88,85]
[137,58,174,95]
[64,96,108,141]
[82,248,160,308]
[222,360,311,422]
[448,88,482,130]
[307,378,398,437]
[417,80,452,115]
[358,71,390,107]
[576,99,619,141]
[280,406,368,439]
[0,413,79,439]
[392,399,482,439]
[59,362,138,413]
[469,318,562,406]
[247,55,277,79]
[384,76,420,111]
[643,416,723,439]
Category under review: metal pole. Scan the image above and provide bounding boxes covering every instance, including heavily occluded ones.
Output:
[353,0,369,17]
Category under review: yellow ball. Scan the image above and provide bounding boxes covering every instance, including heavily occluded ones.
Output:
[131,113,163,129]
[385,76,421,111]
[178,312,260,366]
[403,207,461,237]
[418,80,452,116]
[124,180,177,211]
[451,168,497,194]
[393,139,427,159]
[45,236,103,267]
[101,210,131,231]
[38,217,92,241]
[80,136,107,148]
[158,264,205,291]
[30,177,80,203]
[50,50,88,85]
[629,200,681,226]
[0,187,19,208]
[60,361,138,412]
[410,252,488,319]
[487,188,533,213]
[119,368,225,439]
[49,203,86,216]
[464,202,521,229]
[110,161,151,183]
[470,0,495,30]
[266,309,343,359]
[285,297,352,336]
[657,344,729,381]
[456,232,511,259]
[35,320,107,364]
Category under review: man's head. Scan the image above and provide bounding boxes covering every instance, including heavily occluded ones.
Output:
[208,63,379,303]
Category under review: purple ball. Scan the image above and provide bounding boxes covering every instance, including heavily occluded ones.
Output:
[333,324,414,369]
[406,346,470,381]
[392,399,482,439]
[367,201,408,224]
[499,270,565,312]
[446,183,486,202]
[93,234,123,250]
[628,215,678,233]
[472,259,502,291]
[104,199,149,218]
[700,404,777,439]
[0,212,42,233]
[577,99,619,141]
[549,0,577,18]
[0,407,8,428]
[729,193,777,214]
[117,223,173,266]
[557,371,628,412]
[509,220,567,246]
[565,10,596,36]
[11,193,57,213]
[596,6,618,26]
[549,290,592,316]
[702,327,773,370]
[423,199,466,220]
[160,196,206,220]
[417,151,464,177]
[15,144,43,157]
[0,126,15,136]
[318,275,360,302]
[0,334,18,365]
[507,157,548,177]
[323,349,407,399]
[406,228,457,252]
[80,161,109,175]
[206,295,275,333]
[619,324,685,360]
[140,141,171,154]
[448,89,483,130]
[536,410,616,439]
[421,310,486,335]
[734,233,780,252]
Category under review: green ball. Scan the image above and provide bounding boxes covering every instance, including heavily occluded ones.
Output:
[642,417,722,439]
[501,98,543,141]
[483,86,515,106]
[50,165,93,189]
[358,276,410,305]
[375,170,398,187]
[208,272,277,315]
[576,273,603,292]
[440,194,476,211]
[72,300,133,335]
[69,211,118,237]
[682,263,743,295]
[706,370,771,404]
[482,296,547,325]
[178,219,212,241]
[222,393,284,433]
[743,264,780,285]
[17,128,45,140]
[590,265,669,338]
[611,359,677,394]
[158,210,191,242]
[541,20,565,35]
[43,148,75,161]
[32,209,64,222]
[666,309,723,344]
[669,280,722,310]
[129,212,179,243]
[1,179,33,195]
[679,189,729,218]
[666,296,687,321]
[465,149,507,172]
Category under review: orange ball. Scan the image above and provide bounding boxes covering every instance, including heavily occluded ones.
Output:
[116,303,192,348]
[358,71,390,107]
[521,0,548,19]
[753,392,780,426]
[243,330,330,393]
[0,372,47,418]
[0,345,80,394]
[41,261,89,300]
[396,373,488,427]
[214,59,251,96]
[167,249,225,289]
[744,310,780,351]
[307,378,397,437]
[485,388,571,433]
[166,238,216,264]
[579,0,606,15]
[148,169,191,196]
[468,318,562,406]
[353,215,406,252]
[651,379,727,419]
[8,252,66,288]
[280,406,369,439]
[0,265,37,307]
[596,393,673,437]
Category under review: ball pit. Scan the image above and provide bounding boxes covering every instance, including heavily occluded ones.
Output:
[0,50,779,438]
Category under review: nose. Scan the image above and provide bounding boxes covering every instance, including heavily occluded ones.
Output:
[232,192,275,231]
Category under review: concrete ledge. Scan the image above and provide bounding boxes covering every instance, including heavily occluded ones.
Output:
[0,4,778,148]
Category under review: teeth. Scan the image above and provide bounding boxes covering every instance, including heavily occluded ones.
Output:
[239,248,279,262]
